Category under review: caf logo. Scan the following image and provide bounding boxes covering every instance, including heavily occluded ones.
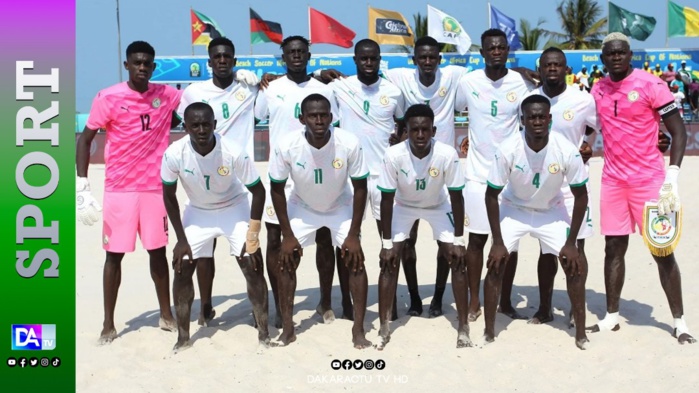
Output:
[266,206,275,216]
[152,98,161,108]
[429,167,440,177]
[236,91,246,101]
[218,166,230,176]
[332,158,343,169]
[548,163,560,174]
[380,95,389,105]
[438,87,447,97]
[563,110,574,121]
[506,92,517,102]
[627,91,639,102]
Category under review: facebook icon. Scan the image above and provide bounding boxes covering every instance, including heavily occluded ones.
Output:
[11,324,56,350]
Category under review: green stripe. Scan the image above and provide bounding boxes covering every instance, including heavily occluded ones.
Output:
[245,177,261,187]
[447,185,465,191]
[350,172,370,180]
[251,32,274,44]
[669,2,688,37]
[269,174,287,183]
[486,181,504,190]
[162,178,177,185]
[377,185,395,193]
[569,178,589,188]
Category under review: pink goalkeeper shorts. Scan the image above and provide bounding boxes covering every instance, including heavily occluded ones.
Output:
[600,181,661,236]
[102,190,168,253]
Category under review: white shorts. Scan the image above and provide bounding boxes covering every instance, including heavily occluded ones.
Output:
[562,186,594,240]
[262,178,292,225]
[500,203,570,256]
[463,180,491,235]
[288,201,352,248]
[391,201,455,243]
[182,203,249,259]
[367,175,381,221]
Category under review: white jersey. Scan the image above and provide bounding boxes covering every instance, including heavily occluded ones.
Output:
[176,78,258,159]
[254,76,339,151]
[385,65,467,146]
[330,75,405,175]
[268,127,369,213]
[455,69,534,183]
[378,140,465,209]
[487,132,587,211]
[161,133,260,210]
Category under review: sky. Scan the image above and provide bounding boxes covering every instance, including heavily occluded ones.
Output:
[76,0,699,112]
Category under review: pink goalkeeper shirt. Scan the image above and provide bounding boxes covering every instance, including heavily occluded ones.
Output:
[86,82,182,192]
[591,69,675,187]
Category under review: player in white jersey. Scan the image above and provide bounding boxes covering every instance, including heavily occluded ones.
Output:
[377,104,469,349]
[328,38,405,320]
[161,103,269,351]
[454,29,535,322]
[254,36,341,328]
[268,94,371,348]
[175,37,260,327]
[484,95,590,350]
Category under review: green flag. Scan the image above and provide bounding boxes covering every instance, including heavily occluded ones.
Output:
[608,2,656,41]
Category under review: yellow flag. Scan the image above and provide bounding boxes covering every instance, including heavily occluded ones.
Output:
[368,7,414,46]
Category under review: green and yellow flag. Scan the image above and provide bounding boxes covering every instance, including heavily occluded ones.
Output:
[669,1,699,37]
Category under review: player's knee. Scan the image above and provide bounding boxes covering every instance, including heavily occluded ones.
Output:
[314,228,332,247]
[467,233,488,251]
[105,252,125,265]
[604,236,628,257]
[146,246,167,258]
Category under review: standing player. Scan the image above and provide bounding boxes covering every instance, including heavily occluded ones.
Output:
[255,36,341,327]
[328,38,405,320]
[588,33,695,344]
[455,29,535,322]
[484,94,590,350]
[176,37,260,327]
[161,102,269,351]
[269,94,371,348]
[76,41,180,344]
[377,104,468,349]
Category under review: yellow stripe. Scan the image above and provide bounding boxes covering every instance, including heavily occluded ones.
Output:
[685,5,699,36]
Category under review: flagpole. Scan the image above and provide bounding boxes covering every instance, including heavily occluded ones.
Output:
[249,5,253,55]
[191,7,195,56]
[488,2,492,28]
[116,0,123,82]
[308,5,311,42]
[666,0,669,48]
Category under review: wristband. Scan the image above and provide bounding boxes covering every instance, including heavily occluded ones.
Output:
[453,236,465,246]
[312,69,324,78]
[76,176,90,192]
[665,165,680,183]
[382,239,393,249]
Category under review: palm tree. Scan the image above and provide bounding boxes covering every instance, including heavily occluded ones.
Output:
[546,0,607,49]
[518,18,549,50]
[393,12,480,53]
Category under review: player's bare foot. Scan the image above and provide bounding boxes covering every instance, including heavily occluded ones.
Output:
[428,299,443,317]
[483,333,495,345]
[576,337,590,350]
[316,304,336,324]
[353,329,372,349]
[407,295,423,316]
[98,328,118,345]
[198,309,216,327]
[586,323,620,333]
[467,308,482,322]
[278,331,296,346]
[675,331,697,344]
[528,310,554,324]
[159,317,177,332]
[376,323,390,350]
[497,305,526,320]
[456,330,473,348]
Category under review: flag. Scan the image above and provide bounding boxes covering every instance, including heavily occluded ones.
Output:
[250,8,283,45]
[427,5,472,55]
[669,1,699,37]
[368,7,414,46]
[489,4,521,50]
[309,7,356,48]
[608,2,656,41]
[191,9,224,46]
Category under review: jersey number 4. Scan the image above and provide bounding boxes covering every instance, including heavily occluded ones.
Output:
[532,173,540,189]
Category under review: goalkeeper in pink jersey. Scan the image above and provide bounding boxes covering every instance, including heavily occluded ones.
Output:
[76,41,182,344]
[588,33,695,344]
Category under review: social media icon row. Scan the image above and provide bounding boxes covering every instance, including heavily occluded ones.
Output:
[330,359,385,371]
[7,357,60,368]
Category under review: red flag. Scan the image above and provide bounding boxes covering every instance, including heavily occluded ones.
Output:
[309,7,356,48]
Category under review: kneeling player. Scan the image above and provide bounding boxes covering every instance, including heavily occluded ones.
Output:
[269,94,371,348]
[162,102,269,351]
[377,104,469,349]
[484,95,590,350]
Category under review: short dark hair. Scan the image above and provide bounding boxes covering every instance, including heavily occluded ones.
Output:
[414,36,440,52]
[354,38,380,55]
[481,28,507,46]
[281,35,310,50]
[521,94,551,113]
[184,102,215,121]
[126,41,155,58]
[541,46,565,57]
[208,37,235,54]
[404,104,435,122]
[300,93,330,113]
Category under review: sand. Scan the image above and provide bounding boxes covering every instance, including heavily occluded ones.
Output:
[77,157,699,392]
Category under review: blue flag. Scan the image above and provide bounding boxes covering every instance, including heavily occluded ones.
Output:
[489,4,521,50]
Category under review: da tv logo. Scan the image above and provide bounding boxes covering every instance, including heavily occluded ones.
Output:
[11,324,56,350]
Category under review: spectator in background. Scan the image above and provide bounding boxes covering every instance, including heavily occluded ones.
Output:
[662,63,676,86]
[672,84,685,119]
[576,66,590,90]
[642,61,652,73]
[565,66,576,85]
[671,73,685,95]
[652,63,663,78]
[689,77,699,117]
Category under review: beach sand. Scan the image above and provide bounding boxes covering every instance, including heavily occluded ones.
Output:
[77,157,699,392]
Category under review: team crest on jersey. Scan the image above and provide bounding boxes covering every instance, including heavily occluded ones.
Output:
[380,95,389,105]
[506,91,517,102]
[332,158,344,169]
[429,167,440,177]
[218,166,230,176]
[563,110,575,121]
[627,91,639,102]
[438,87,447,97]
[266,206,275,216]
[548,163,560,174]
[152,98,161,108]
[236,91,246,101]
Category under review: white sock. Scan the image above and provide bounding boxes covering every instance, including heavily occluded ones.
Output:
[597,312,619,330]
[674,317,691,336]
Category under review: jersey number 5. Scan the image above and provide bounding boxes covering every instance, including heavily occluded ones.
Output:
[490,100,498,117]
